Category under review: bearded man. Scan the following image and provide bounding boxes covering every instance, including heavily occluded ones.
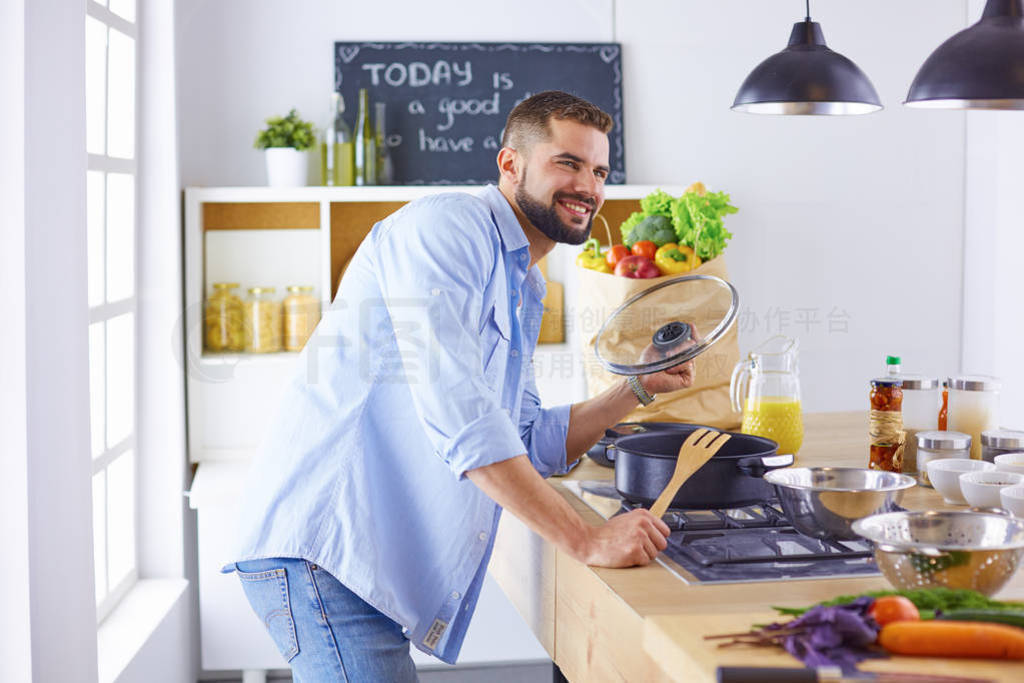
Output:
[226,91,693,681]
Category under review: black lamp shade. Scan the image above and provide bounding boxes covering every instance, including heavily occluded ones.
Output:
[732,20,882,115]
[905,0,1024,109]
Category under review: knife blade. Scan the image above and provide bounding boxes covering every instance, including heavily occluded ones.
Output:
[716,666,994,683]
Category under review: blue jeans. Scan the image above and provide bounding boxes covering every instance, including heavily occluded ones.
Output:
[233,557,419,682]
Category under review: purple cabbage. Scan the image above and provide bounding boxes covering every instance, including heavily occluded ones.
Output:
[770,596,885,673]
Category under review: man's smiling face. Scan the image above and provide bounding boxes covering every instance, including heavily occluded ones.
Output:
[512,117,610,245]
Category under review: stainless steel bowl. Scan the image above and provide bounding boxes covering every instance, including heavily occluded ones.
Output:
[764,467,916,540]
[852,510,1024,596]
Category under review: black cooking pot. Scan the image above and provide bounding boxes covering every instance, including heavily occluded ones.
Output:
[610,425,793,509]
[586,422,696,467]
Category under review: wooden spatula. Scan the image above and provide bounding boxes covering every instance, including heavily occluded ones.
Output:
[649,428,732,519]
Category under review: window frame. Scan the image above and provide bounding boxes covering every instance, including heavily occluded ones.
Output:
[86,0,140,625]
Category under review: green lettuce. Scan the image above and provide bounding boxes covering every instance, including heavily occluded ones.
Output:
[619,186,738,259]
[671,190,738,260]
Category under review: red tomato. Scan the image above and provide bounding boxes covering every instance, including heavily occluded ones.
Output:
[605,244,630,269]
[631,240,658,260]
[869,596,920,627]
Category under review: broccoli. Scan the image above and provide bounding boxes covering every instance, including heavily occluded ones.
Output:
[622,214,676,248]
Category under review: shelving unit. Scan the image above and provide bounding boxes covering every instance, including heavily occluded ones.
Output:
[183,184,673,462]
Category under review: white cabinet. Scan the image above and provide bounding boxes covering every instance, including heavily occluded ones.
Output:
[183,184,661,672]
[188,462,549,672]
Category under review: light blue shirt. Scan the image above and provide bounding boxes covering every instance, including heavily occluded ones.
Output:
[227,185,573,664]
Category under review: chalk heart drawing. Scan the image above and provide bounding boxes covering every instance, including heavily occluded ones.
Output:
[338,46,360,64]
[599,46,619,63]
[611,170,625,184]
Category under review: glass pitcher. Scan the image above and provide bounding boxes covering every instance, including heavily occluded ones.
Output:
[730,335,804,455]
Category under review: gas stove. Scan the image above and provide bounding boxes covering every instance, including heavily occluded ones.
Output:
[564,480,880,584]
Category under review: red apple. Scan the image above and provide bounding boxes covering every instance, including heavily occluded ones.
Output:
[614,255,660,279]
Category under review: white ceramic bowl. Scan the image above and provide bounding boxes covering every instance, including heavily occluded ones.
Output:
[960,470,1024,508]
[1000,485,1024,517]
[927,458,994,504]
[994,452,1024,476]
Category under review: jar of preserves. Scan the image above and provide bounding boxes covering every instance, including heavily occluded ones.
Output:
[948,375,1001,460]
[915,430,971,487]
[283,285,320,351]
[869,378,905,472]
[899,375,940,476]
[204,282,244,351]
[244,287,282,353]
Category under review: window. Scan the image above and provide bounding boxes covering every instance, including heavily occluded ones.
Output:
[86,0,138,623]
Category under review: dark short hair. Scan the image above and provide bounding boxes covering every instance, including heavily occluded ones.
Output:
[501,91,613,150]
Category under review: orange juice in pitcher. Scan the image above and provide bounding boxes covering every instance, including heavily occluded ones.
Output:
[731,336,804,455]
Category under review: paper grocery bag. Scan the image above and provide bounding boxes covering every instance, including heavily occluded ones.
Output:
[574,256,741,429]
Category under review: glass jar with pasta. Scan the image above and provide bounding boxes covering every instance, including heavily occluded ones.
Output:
[869,378,906,472]
[204,282,244,352]
[244,287,282,353]
[283,285,320,351]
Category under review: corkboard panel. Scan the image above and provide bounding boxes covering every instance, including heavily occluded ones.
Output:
[593,198,641,245]
[327,197,641,296]
[203,202,320,230]
[330,201,407,297]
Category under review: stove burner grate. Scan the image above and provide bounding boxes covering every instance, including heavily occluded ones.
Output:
[619,499,875,571]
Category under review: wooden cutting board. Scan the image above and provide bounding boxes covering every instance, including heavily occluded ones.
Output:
[536,256,564,344]
[538,280,564,344]
[644,610,1024,683]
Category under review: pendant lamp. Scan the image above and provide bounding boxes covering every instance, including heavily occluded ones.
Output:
[905,0,1024,109]
[732,1,882,115]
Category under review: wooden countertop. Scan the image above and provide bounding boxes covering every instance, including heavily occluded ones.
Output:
[488,411,1024,682]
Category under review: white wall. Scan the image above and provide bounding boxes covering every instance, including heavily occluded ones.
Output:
[0,0,33,680]
[110,586,193,683]
[176,0,972,413]
[138,0,198,680]
[962,109,1024,430]
[22,0,100,680]
[618,0,968,409]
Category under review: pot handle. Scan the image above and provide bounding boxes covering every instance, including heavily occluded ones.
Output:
[736,453,794,478]
[605,445,617,463]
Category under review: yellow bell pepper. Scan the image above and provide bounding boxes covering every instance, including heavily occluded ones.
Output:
[576,238,613,274]
[654,243,701,275]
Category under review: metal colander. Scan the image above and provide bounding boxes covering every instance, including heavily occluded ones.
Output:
[852,510,1024,596]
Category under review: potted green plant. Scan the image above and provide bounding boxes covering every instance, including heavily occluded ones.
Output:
[254,108,316,187]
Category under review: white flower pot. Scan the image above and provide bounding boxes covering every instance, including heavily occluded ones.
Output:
[264,148,309,187]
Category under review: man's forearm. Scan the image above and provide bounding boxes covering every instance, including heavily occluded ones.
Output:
[466,454,590,560]
[564,378,640,466]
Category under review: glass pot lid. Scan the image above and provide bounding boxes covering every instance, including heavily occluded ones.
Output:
[593,274,740,376]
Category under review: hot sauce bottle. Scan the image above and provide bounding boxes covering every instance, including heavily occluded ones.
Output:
[938,380,949,430]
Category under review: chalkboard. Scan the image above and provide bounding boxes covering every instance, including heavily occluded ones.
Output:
[333,42,624,185]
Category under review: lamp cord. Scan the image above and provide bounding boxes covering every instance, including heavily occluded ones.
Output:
[805,0,810,21]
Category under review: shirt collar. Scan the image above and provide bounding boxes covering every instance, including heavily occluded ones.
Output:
[477,184,547,300]
[477,184,529,255]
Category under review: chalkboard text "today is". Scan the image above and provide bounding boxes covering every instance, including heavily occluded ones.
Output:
[361,61,472,88]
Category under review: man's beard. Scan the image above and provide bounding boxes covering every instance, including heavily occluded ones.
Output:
[514,176,595,245]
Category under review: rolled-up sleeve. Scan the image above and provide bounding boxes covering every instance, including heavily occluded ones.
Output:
[518,366,572,478]
[371,199,527,480]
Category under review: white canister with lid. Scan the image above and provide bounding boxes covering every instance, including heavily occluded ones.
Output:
[981,429,1024,463]
[947,375,1000,460]
[916,430,972,487]
[899,375,940,475]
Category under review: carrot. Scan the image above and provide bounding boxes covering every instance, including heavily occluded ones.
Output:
[879,620,1024,659]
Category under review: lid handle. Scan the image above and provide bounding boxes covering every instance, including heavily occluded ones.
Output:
[652,321,692,351]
